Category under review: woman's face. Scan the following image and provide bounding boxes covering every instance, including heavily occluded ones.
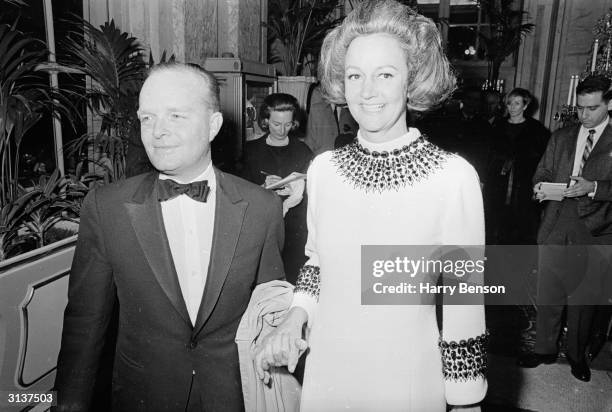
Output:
[506,95,527,119]
[344,33,409,142]
[267,110,295,141]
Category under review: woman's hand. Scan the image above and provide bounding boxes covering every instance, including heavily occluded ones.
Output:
[263,174,283,189]
[253,307,308,384]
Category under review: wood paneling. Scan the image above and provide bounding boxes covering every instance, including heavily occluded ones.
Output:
[185,0,218,64]
[517,0,611,130]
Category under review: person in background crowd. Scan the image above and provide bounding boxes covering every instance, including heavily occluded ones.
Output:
[255,1,488,411]
[304,84,358,155]
[53,62,285,411]
[419,86,492,183]
[483,89,504,126]
[518,75,612,383]
[486,88,550,244]
[241,93,313,284]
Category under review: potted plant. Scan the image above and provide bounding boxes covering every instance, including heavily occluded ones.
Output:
[266,0,342,107]
[60,18,152,180]
[477,0,534,84]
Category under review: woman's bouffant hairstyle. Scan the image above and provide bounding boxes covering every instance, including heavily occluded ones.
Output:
[507,88,532,107]
[258,93,301,132]
[318,0,456,112]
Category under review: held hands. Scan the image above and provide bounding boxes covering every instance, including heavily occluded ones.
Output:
[253,307,308,384]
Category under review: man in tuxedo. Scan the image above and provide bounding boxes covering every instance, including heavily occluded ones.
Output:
[518,75,612,382]
[54,63,285,411]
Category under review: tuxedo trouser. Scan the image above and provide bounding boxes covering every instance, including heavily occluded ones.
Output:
[534,199,612,360]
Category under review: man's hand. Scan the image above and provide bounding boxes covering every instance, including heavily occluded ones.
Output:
[564,176,595,198]
[533,182,546,201]
[253,307,308,384]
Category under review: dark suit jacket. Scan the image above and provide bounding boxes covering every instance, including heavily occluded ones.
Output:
[533,124,612,243]
[54,169,285,412]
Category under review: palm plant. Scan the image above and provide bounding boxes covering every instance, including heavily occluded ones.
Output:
[0,20,75,206]
[266,0,342,76]
[478,0,534,83]
[0,170,86,260]
[20,169,84,249]
[61,18,149,179]
[0,189,38,261]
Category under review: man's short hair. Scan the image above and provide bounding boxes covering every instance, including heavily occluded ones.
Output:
[576,75,612,101]
[146,62,221,111]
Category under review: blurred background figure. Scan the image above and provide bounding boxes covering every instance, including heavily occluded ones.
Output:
[486,87,550,244]
[483,89,504,126]
[304,84,358,155]
[241,93,313,284]
[419,85,492,182]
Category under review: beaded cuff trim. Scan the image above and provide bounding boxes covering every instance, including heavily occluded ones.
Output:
[439,331,489,382]
[294,265,321,301]
[331,135,449,193]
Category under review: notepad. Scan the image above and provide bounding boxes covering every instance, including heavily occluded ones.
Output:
[538,182,567,201]
[265,172,307,190]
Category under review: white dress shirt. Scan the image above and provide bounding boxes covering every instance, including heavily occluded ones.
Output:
[159,164,216,325]
[572,116,608,176]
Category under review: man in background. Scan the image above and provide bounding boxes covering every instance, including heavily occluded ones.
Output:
[518,75,612,382]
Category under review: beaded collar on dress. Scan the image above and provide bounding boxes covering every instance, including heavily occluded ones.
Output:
[331,129,449,193]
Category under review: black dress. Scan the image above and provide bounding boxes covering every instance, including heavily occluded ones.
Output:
[486,117,550,244]
[241,135,313,283]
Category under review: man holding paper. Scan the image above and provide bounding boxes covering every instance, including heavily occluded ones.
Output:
[518,75,612,382]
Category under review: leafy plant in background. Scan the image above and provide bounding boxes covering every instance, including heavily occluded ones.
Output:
[0,189,39,261]
[60,17,150,180]
[20,169,84,249]
[477,0,534,83]
[0,170,86,261]
[266,0,342,76]
[0,19,76,207]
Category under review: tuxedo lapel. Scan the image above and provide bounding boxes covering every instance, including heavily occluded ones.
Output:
[125,172,191,326]
[192,170,247,336]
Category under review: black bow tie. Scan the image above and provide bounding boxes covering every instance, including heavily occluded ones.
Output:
[157,178,210,202]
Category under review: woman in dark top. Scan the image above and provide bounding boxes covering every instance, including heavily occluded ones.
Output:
[242,93,313,283]
[487,88,551,244]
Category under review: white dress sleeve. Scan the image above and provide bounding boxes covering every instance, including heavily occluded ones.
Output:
[290,156,322,327]
[440,157,488,406]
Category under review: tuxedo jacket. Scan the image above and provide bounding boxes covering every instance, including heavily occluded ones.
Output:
[54,169,285,412]
[533,124,612,243]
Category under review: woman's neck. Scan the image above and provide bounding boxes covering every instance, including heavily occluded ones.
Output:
[508,115,526,124]
[266,135,289,146]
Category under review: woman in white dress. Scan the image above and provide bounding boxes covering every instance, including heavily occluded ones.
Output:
[255,1,488,410]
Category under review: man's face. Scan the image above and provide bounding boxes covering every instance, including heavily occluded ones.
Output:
[577,91,609,129]
[137,69,223,181]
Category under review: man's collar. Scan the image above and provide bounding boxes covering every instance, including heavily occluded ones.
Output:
[581,116,610,135]
[159,162,215,186]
